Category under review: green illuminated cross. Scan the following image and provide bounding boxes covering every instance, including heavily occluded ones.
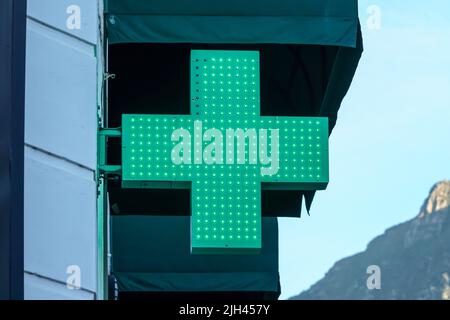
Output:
[122,50,329,254]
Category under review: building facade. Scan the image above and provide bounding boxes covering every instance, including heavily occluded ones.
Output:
[19,0,362,300]
[24,0,102,299]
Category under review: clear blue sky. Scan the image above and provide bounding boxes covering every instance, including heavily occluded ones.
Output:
[279,0,450,299]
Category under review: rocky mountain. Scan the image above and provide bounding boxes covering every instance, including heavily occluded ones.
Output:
[291,180,450,300]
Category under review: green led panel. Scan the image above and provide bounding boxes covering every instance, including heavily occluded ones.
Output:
[122,50,329,254]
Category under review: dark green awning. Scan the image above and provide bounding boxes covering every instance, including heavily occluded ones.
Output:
[105,0,359,47]
[112,216,279,294]
[105,0,363,216]
[106,1,364,297]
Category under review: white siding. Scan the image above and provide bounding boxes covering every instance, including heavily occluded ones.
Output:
[25,20,97,169]
[24,0,101,300]
[25,273,95,300]
[27,0,98,44]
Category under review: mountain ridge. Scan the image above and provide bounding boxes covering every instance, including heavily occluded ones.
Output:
[291,180,450,300]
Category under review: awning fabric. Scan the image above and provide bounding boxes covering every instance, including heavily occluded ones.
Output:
[106,1,363,296]
[112,216,280,294]
[105,0,363,297]
[105,1,363,216]
[105,0,359,47]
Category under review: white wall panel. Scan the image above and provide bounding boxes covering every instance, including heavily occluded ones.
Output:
[25,20,97,170]
[27,0,98,44]
[25,273,94,300]
[24,1,101,300]
[24,144,97,292]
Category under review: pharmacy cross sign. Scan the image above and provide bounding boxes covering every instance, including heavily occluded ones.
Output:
[121,50,329,254]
